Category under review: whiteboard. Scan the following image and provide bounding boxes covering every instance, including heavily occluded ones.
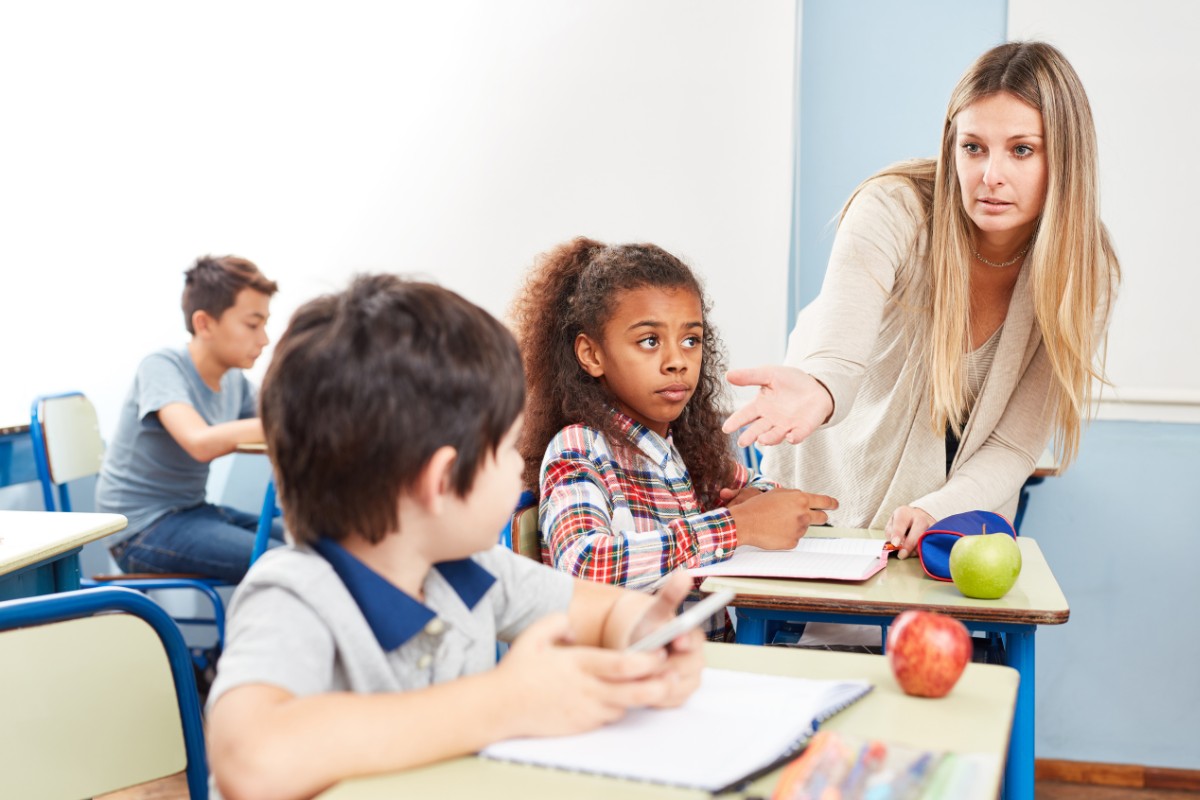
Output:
[1010,0,1200,422]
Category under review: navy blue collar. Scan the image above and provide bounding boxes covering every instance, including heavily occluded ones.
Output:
[312,539,496,651]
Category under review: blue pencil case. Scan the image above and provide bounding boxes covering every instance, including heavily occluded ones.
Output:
[917,510,1015,582]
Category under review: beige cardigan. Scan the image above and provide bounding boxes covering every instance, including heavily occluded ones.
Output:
[762,177,1055,528]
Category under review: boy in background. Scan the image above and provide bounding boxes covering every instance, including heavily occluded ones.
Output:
[96,255,283,582]
[206,274,703,800]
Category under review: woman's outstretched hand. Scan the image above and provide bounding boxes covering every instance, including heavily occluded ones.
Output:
[723,366,834,448]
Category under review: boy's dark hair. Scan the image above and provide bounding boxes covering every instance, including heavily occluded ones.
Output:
[182,255,279,334]
[260,274,525,545]
[511,237,735,509]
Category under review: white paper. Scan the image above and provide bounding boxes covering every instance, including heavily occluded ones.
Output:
[480,668,871,791]
[687,537,887,580]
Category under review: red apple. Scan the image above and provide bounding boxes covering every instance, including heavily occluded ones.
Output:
[887,610,971,698]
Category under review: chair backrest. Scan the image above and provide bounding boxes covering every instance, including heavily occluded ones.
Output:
[0,587,208,799]
[510,505,542,563]
[31,392,104,512]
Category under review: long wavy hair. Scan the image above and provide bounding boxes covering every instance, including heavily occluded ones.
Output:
[843,41,1120,467]
[512,237,736,507]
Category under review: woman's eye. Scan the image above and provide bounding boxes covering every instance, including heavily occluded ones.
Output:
[961,142,982,155]
[1014,144,1034,157]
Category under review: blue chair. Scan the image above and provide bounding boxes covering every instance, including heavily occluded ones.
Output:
[0,587,208,799]
[30,391,272,668]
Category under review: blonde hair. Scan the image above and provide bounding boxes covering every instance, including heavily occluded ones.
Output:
[843,41,1119,468]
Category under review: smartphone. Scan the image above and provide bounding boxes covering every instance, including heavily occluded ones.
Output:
[626,588,736,652]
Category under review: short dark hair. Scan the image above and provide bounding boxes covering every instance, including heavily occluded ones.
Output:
[260,274,525,545]
[182,255,279,334]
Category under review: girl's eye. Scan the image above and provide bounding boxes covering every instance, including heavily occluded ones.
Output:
[638,335,659,349]
[1013,144,1034,157]
[682,335,701,348]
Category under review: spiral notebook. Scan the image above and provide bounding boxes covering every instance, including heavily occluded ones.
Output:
[480,668,872,791]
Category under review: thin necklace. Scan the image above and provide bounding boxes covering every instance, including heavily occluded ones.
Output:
[972,240,1031,268]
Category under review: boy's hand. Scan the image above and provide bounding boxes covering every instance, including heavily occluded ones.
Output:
[730,488,838,550]
[498,613,677,738]
[624,571,705,708]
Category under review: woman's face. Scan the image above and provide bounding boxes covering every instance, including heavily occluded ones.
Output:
[955,92,1048,245]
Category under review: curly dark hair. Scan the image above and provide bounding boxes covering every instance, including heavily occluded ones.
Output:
[511,237,737,509]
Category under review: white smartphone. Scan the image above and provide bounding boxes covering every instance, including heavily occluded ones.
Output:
[626,588,736,652]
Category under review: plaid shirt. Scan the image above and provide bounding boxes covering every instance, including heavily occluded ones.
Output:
[538,411,775,590]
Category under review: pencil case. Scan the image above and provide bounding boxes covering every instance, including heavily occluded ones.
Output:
[917,510,1015,581]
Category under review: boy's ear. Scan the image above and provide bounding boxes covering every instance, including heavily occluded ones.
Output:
[192,309,216,338]
[574,333,605,379]
[414,446,459,512]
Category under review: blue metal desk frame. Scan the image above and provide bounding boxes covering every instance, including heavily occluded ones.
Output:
[733,607,1036,800]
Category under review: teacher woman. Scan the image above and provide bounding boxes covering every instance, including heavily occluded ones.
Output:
[725,41,1119,558]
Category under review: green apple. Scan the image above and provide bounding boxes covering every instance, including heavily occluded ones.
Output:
[949,533,1022,599]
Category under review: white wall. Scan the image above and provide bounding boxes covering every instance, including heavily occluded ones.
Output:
[0,0,796,435]
[1010,0,1200,423]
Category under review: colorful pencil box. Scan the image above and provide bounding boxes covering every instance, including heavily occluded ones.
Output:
[917,510,1015,581]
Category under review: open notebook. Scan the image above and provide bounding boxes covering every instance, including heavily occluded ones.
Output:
[480,668,872,792]
[688,537,888,581]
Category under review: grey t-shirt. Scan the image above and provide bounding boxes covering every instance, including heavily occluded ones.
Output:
[205,543,573,798]
[207,543,573,707]
[95,346,255,536]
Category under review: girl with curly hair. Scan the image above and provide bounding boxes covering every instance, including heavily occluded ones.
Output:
[512,237,836,632]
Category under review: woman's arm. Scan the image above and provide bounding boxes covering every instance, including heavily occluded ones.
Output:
[907,342,1056,533]
[725,179,925,445]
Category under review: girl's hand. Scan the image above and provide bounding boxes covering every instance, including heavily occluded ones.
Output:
[885,505,936,559]
[718,486,762,507]
[730,489,838,550]
[723,366,834,448]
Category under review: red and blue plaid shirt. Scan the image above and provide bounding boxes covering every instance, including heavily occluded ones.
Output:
[538,410,775,590]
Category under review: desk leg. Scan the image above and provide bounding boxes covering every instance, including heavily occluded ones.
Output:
[733,609,768,646]
[52,551,82,592]
[1004,627,1036,800]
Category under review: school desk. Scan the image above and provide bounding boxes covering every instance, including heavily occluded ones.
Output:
[0,510,127,600]
[316,643,1019,800]
[234,442,277,563]
[701,529,1068,800]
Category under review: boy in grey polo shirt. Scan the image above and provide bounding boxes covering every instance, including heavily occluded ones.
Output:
[96,255,284,581]
[206,275,705,800]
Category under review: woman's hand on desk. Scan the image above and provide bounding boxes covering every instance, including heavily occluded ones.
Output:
[723,365,835,447]
[885,505,936,560]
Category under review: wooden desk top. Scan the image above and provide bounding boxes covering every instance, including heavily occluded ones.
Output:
[0,421,30,437]
[318,643,1017,799]
[701,528,1069,627]
[0,511,128,575]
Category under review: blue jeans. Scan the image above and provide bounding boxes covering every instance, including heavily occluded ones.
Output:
[112,503,285,583]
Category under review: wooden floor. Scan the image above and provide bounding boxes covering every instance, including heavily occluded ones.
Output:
[1038,782,1199,799]
[99,773,1200,799]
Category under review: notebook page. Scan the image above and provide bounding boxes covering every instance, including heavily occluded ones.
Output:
[480,668,871,791]
[689,538,886,580]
